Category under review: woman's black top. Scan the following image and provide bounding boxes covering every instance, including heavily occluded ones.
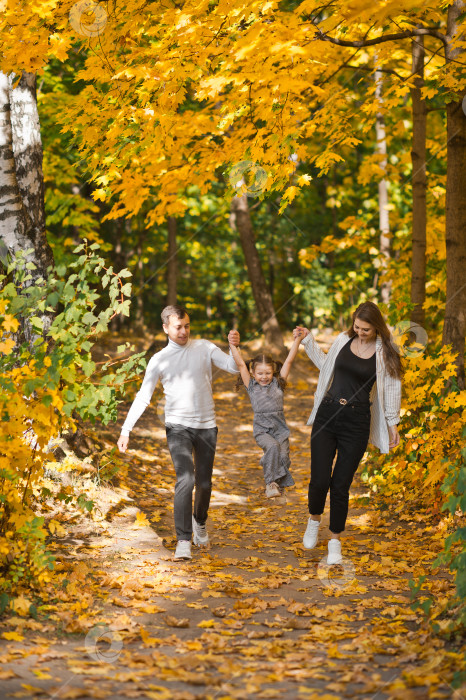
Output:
[326,337,376,404]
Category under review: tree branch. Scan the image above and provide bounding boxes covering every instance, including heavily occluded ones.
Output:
[343,64,405,81]
[316,27,447,47]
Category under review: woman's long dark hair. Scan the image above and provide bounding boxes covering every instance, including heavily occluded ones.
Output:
[235,354,287,391]
[348,301,402,379]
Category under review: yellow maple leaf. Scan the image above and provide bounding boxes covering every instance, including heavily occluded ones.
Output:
[2,631,24,641]
[11,595,33,616]
[2,315,19,332]
[197,619,216,628]
[133,511,150,528]
[48,33,72,61]
[297,174,312,186]
[0,337,15,355]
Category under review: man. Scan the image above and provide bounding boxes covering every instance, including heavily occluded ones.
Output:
[117,305,240,561]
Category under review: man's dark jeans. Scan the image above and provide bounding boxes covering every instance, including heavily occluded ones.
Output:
[165,423,218,541]
[309,398,371,534]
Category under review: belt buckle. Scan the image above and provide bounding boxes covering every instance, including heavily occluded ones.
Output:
[339,398,348,405]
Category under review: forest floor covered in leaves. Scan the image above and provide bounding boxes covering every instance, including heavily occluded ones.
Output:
[0,334,464,700]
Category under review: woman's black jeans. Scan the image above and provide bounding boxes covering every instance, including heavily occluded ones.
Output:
[309,398,371,534]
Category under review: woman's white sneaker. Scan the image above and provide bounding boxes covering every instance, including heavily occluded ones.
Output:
[174,540,192,560]
[303,517,320,549]
[192,516,209,546]
[327,538,342,565]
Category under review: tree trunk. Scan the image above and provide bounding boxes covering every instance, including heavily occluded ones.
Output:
[0,72,32,266]
[8,72,53,278]
[375,67,391,305]
[230,194,285,353]
[0,71,53,348]
[135,226,145,330]
[410,36,427,328]
[442,0,466,387]
[167,216,177,305]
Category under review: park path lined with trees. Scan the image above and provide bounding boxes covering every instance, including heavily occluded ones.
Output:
[0,342,462,699]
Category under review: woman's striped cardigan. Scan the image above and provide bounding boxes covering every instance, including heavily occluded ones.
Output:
[301,331,401,454]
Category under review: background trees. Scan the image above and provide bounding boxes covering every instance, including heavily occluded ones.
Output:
[1,0,464,376]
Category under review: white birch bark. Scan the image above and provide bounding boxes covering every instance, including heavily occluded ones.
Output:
[375,67,391,305]
[8,71,53,277]
[0,71,31,266]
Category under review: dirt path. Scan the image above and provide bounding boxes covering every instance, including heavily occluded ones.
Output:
[0,338,463,700]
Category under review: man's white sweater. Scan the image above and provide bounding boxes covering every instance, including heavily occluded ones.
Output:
[120,338,239,436]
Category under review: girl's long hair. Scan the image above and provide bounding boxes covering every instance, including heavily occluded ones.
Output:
[348,301,402,379]
[235,354,287,391]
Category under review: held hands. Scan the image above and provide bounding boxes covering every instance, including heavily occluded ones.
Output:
[293,326,309,340]
[388,425,400,450]
[228,329,240,347]
[117,435,129,453]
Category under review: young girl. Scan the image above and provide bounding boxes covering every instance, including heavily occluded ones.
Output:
[229,332,304,502]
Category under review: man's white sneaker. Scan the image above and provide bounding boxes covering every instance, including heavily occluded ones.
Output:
[192,516,209,546]
[174,540,192,560]
[303,517,320,549]
[265,482,281,498]
[327,538,343,565]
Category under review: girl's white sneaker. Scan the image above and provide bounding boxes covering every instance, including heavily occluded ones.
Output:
[303,517,320,549]
[265,482,281,498]
[327,538,343,565]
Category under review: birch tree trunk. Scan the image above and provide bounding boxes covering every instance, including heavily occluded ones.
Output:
[167,216,177,306]
[410,36,427,328]
[375,67,391,305]
[0,71,54,347]
[230,194,285,353]
[8,72,53,278]
[0,72,31,266]
[442,1,466,387]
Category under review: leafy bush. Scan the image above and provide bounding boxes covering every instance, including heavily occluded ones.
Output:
[0,242,145,595]
[364,346,466,631]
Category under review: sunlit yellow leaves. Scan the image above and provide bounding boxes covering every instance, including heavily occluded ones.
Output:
[297,174,312,186]
[139,626,160,646]
[314,151,345,173]
[48,33,72,61]
[197,76,232,99]
[278,186,298,213]
[10,595,33,616]
[48,519,67,536]
[197,618,216,628]
[0,337,15,354]
[92,188,107,202]
[2,315,19,332]
[2,631,24,641]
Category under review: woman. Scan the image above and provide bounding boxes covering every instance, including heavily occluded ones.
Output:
[294,301,402,565]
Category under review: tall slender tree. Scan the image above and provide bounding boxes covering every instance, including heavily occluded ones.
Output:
[167,216,177,306]
[230,195,284,352]
[374,66,391,305]
[410,36,427,329]
[442,1,466,387]
[8,72,53,278]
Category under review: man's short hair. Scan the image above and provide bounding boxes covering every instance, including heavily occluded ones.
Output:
[161,305,189,326]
